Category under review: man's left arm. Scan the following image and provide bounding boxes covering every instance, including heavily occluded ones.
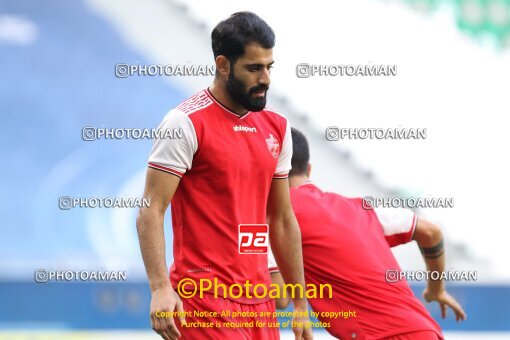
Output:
[375,207,466,321]
[413,217,467,321]
[267,248,291,309]
[267,178,312,340]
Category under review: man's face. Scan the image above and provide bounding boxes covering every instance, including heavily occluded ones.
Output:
[226,43,273,112]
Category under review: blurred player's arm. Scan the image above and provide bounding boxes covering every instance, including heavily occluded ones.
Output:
[270,272,291,309]
[137,169,185,340]
[267,178,313,339]
[378,207,466,322]
[267,249,291,309]
[413,217,467,322]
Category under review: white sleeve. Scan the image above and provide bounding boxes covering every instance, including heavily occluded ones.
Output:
[268,247,279,273]
[374,207,417,247]
[274,121,292,178]
[148,109,198,177]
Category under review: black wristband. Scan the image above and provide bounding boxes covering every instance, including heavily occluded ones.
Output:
[420,239,444,258]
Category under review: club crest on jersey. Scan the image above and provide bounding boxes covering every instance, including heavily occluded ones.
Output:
[265,134,280,159]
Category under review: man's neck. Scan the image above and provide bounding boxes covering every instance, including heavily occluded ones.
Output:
[208,82,248,116]
[289,175,309,188]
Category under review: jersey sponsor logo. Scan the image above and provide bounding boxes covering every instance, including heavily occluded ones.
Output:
[238,224,269,254]
[265,134,280,158]
[233,125,257,133]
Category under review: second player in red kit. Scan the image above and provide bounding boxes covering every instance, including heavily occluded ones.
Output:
[269,128,466,340]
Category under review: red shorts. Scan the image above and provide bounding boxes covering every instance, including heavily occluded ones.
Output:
[317,309,442,340]
[175,294,280,340]
[384,330,442,340]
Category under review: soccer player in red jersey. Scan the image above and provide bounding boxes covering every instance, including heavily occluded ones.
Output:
[136,12,312,340]
[269,128,466,340]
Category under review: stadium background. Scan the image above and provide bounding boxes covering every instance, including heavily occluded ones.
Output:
[1,0,509,338]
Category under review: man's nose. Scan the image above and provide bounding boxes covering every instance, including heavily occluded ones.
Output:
[259,68,271,86]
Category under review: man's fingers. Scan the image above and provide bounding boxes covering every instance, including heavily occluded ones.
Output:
[293,326,304,340]
[162,317,181,339]
[422,291,431,303]
[176,300,187,325]
[446,297,467,322]
[150,313,156,333]
[448,302,462,321]
[150,312,159,336]
[153,315,171,340]
[303,327,314,339]
[440,303,447,319]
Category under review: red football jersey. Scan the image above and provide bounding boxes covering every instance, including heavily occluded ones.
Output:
[269,182,443,339]
[148,89,292,304]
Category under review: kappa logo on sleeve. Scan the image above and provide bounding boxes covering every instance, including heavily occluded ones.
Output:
[238,224,269,254]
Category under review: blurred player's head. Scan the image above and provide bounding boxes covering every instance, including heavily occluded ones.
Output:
[289,127,311,185]
[211,12,275,111]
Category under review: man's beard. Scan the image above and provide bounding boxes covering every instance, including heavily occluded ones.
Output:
[226,69,268,112]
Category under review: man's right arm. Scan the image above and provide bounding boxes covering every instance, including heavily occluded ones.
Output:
[137,168,185,340]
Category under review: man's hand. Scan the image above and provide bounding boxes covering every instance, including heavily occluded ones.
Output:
[291,301,314,340]
[423,288,467,322]
[150,286,186,340]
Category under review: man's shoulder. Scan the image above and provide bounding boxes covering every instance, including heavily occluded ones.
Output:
[174,89,214,116]
[291,185,363,209]
[261,106,288,122]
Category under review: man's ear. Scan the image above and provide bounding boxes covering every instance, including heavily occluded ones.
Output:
[215,55,230,78]
[306,163,312,178]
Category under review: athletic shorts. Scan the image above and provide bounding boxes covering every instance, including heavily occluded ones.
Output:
[322,315,442,340]
[175,293,280,340]
[384,330,443,340]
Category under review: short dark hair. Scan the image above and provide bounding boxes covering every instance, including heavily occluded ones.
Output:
[290,127,310,177]
[211,12,275,64]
